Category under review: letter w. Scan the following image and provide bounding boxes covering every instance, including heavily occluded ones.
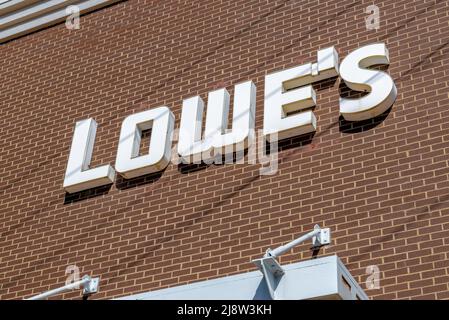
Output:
[177,81,256,164]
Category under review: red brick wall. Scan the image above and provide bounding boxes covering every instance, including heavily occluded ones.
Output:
[1,0,448,300]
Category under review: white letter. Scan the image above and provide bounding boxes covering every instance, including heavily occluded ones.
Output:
[339,43,397,121]
[115,107,174,179]
[177,81,256,163]
[63,119,115,193]
[263,47,339,142]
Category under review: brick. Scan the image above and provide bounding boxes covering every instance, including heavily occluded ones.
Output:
[1,0,448,301]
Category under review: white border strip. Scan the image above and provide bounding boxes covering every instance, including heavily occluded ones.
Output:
[0,0,121,43]
[0,0,80,29]
[0,0,44,15]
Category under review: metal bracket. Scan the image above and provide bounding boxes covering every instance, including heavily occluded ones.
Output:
[252,225,332,300]
[312,226,331,249]
[252,256,284,300]
[82,276,100,296]
[252,256,284,277]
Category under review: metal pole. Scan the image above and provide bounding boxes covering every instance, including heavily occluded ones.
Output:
[265,225,321,258]
[26,276,91,300]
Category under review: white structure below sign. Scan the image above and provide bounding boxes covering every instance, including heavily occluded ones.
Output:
[117,255,368,300]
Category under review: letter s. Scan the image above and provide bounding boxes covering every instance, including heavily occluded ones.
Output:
[339,43,397,121]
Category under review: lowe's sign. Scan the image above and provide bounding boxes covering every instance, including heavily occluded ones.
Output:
[63,43,397,193]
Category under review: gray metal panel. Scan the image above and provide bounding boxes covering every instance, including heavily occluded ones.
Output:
[117,255,368,300]
[336,256,369,300]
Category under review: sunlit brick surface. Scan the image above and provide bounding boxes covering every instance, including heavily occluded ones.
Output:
[0,0,448,299]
